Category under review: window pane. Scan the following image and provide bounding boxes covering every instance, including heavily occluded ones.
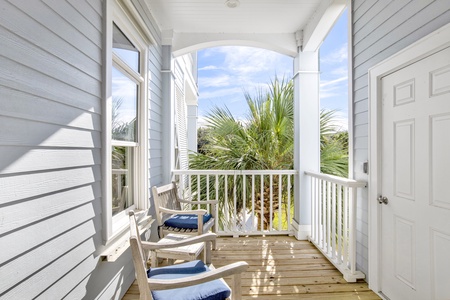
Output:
[112,66,138,142]
[113,22,139,72]
[112,146,134,216]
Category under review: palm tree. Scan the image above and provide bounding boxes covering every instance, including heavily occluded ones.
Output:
[189,78,348,230]
[320,109,348,177]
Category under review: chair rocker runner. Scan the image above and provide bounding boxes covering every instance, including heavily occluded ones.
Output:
[129,211,248,300]
[152,182,217,246]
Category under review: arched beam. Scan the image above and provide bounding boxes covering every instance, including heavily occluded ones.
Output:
[302,0,346,51]
[164,31,300,57]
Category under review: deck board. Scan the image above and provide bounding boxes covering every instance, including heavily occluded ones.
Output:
[122,236,381,299]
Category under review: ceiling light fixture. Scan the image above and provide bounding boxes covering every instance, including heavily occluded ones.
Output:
[225,0,240,8]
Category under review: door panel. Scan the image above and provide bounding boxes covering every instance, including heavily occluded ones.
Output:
[381,47,450,300]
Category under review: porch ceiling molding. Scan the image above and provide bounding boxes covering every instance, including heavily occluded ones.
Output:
[141,0,347,57]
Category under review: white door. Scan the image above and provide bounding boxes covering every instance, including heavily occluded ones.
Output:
[380,47,450,300]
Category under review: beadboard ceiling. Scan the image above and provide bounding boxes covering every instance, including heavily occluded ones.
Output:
[144,0,322,34]
[141,0,345,56]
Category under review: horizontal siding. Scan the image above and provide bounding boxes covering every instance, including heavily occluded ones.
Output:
[351,0,450,279]
[0,1,106,299]
[0,0,168,299]
[8,0,102,62]
[0,184,100,234]
[148,42,164,190]
[0,87,101,130]
[0,57,101,113]
[0,117,101,148]
[0,28,101,96]
[0,1,101,81]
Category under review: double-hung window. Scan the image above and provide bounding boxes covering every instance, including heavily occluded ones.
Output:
[104,9,149,241]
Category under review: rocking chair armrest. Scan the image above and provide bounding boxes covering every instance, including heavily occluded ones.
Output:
[140,233,217,250]
[178,199,219,205]
[148,261,249,290]
[158,207,208,216]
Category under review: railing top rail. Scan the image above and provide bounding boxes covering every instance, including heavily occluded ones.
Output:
[172,169,298,175]
[305,170,367,188]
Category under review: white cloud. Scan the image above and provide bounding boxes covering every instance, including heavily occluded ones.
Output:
[320,43,348,65]
[197,46,293,118]
[198,87,243,100]
[320,76,348,100]
[199,74,233,88]
[320,76,348,88]
[219,46,291,77]
[198,65,219,71]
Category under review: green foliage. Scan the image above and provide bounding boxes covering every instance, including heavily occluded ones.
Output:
[320,109,348,177]
[192,78,294,170]
[190,78,348,230]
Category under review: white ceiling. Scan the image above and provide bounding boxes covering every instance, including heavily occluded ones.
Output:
[140,0,346,56]
[144,0,321,34]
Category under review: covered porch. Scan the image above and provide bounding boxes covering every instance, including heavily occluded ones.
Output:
[10,0,449,299]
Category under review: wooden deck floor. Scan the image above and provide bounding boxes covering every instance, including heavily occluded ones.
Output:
[123,236,381,299]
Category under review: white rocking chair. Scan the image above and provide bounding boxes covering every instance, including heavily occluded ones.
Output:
[128,211,248,300]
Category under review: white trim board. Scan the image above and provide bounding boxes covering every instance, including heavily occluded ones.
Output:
[368,22,450,295]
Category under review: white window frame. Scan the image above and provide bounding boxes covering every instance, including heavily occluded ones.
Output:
[102,0,150,243]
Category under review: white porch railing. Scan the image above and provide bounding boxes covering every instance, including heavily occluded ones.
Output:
[172,170,297,236]
[305,171,367,282]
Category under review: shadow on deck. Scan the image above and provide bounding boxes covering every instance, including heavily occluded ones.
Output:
[123,236,381,299]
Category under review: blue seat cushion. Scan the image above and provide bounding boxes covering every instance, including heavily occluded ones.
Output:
[164,213,212,229]
[148,260,231,300]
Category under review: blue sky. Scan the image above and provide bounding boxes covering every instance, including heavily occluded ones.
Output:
[197,9,349,130]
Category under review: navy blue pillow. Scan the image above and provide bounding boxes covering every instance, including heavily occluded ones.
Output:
[164,213,212,229]
[148,260,231,300]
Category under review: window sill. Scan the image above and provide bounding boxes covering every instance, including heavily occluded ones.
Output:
[99,213,153,262]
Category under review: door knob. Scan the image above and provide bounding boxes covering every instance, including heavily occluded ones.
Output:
[378,195,388,205]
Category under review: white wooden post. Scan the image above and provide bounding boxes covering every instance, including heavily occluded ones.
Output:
[293,50,320,240]
[161,45,175,183]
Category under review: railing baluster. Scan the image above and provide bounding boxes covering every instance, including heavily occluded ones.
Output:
[269,174,273,231]
[260,174,264,231]
[321,179,326,250]
[278,174,282,231]
[206,175,210,201]
[188,174,192,198]
[206,174,210,213]
[215,174,219,231]
[327,181,331,255]
[252,175,255,231]
[337,184,342,264]
[197,174,200,202]
[343,186,349,269]
[233,173,237,235]
[331,182,336,260]
[225,174,229,231]
[287,174,291,232]
[349,186,357,274]
[243,174,246,233]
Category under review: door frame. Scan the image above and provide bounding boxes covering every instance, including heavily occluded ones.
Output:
[368,22,450,295]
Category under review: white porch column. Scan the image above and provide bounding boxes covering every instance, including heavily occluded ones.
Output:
[293,50,320,240]
[161,45,175,183]
[187,105,198,153]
